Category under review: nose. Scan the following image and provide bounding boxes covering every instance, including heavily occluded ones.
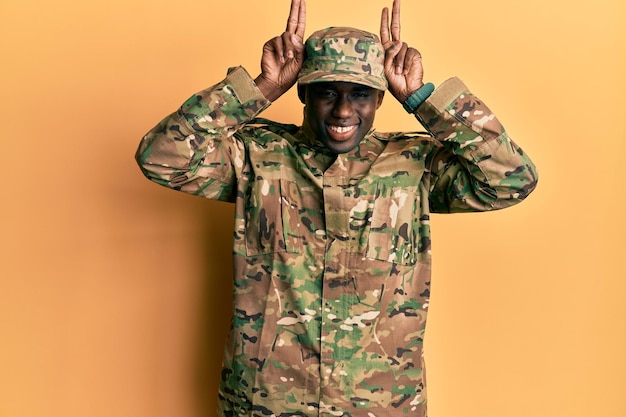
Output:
[331,94,354,119]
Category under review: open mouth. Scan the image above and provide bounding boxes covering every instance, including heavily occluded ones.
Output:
[326,124,357,141]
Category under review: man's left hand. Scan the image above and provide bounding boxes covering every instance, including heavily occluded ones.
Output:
[380,0,424,104]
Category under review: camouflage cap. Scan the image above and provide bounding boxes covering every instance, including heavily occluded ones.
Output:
[297,27,388,91]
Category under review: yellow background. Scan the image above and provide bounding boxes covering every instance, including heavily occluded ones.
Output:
[1,0,625,416]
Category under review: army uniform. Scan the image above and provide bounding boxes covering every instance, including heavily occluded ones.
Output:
[136,27,537,417]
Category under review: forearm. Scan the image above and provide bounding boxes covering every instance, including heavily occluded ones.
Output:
[414,78,538,212]
[135,67,270,199]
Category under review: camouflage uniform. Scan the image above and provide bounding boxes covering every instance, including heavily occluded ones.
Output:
[136,27,537,417]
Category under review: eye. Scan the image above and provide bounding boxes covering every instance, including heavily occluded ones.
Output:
[319,90,337,98]
[351,89,374,100]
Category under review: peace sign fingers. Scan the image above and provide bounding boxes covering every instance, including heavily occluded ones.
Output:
[255,0,307,101]
[380,0,407,76]
[380,0,401,45]
[286,0,306,41]
[379,0,425,104]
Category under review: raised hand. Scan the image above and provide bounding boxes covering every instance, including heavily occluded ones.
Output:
[255,0,306,102]
[380,0,424,103]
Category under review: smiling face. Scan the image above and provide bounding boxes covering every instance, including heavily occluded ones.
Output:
[301,82,385,154]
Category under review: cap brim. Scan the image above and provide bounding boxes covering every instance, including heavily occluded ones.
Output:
[298,70,387,91]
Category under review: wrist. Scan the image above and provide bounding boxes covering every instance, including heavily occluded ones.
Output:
[254,75,282,102]
[402,82,435,113]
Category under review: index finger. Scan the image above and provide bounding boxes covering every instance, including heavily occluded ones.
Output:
[286,0,306,38]
[380,6,390,44]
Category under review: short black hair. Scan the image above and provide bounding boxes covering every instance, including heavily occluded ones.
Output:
[297,84,306,104]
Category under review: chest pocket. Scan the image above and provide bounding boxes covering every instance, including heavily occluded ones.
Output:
[244,178,303,256]
[365,179,422,267]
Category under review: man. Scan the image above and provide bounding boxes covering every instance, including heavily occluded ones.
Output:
[136,0,538,415]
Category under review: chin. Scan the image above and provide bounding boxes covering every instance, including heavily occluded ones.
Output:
[324,139,361,154]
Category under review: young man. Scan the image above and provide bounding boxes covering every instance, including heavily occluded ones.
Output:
[136,0,538,415]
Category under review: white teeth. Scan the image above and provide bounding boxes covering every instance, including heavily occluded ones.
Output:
[329,125,355,134]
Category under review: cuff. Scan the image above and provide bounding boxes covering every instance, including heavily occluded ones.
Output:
[226,66,268,104]
[422,77,467,113]
[402,82,435,113]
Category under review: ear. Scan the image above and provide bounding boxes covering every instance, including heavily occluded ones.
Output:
[375,90,385,109]
[297,85,306,104]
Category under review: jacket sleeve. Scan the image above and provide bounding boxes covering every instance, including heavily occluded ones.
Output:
[414,77,538,213]
[135,66,270,202]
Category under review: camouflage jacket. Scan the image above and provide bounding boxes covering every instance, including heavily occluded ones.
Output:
[136,66,538,417]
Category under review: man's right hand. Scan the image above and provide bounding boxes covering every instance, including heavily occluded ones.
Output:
[255,0,306,102]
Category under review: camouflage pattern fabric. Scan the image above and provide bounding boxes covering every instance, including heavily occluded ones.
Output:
[136,66,538,417]
[298,27,388,91]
